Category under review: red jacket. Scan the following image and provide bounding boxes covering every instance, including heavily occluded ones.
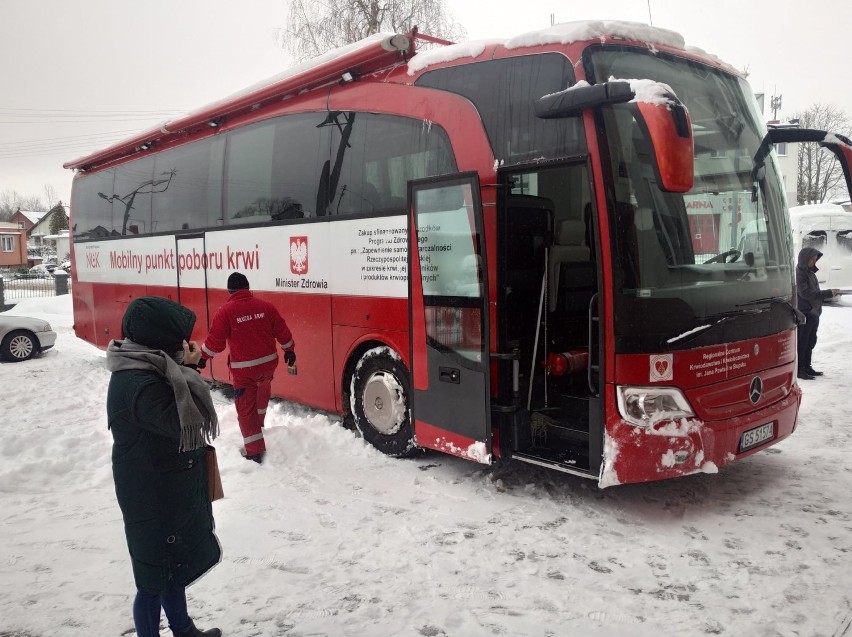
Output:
[201,290,294,371]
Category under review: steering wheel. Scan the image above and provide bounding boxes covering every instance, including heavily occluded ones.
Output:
[704,248,741,264]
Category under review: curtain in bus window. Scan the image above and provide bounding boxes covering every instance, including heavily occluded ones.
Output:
[225,121,276,225]
[271,113,329,219]
[415,54,585,165]
[71,169,116,240]
[152,136,224,233]
[112,157,154,236]
[325,112,457,216]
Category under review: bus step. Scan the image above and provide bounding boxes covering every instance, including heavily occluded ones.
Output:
[513,449,594,478]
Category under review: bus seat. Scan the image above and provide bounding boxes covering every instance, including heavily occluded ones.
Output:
[635,227,670,289]
[548,220,591,312]
[362,182,382,211]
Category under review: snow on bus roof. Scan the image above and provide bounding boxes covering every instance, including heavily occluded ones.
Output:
[407,20,686,76]
[406,39,496,75]
[504,20,685,50]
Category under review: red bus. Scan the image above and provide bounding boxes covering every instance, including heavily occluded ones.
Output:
[65,23,852,486]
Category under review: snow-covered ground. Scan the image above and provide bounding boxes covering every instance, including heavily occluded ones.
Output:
[1,295,852,637]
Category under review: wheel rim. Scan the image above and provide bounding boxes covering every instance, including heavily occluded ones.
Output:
[362,371,406,435]
[9,335,34,359]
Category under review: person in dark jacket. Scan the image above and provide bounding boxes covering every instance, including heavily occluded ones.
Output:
[201,272,295,464]
[106,297,222,637]
[796,247,839,380]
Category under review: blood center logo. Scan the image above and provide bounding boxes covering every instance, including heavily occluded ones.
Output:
[650,354,673,382]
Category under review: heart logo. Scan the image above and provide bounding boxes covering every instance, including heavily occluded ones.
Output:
[650,354,673,382]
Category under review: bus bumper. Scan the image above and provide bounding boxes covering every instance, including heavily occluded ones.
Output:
[599,383,802,487]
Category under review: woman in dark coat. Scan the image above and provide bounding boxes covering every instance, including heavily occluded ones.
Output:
[796,247,839,380]
[106,297,222,637]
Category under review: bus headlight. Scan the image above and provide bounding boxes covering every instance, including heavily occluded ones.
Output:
[616,386,694,428]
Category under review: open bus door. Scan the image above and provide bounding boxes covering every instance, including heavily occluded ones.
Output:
[407,174,492,463]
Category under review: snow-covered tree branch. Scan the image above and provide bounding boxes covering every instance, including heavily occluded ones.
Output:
[278,0,466,62]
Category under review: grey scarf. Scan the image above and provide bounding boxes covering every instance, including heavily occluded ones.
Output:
[106,338,219,451]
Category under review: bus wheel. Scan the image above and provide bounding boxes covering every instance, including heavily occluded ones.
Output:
[350,348,418,457]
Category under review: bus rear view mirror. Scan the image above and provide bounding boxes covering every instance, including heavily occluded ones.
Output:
[534,80,634,117]
[756,127,852,203]
[630,98,694,193]
[535,80,694,193]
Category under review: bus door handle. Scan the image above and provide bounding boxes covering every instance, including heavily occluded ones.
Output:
[587,292,600,396]
[439,366,461,384]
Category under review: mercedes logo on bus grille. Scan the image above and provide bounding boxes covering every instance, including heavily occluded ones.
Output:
[749,376,763,405]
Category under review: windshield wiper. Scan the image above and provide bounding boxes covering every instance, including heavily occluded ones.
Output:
[736,296,806,325]
[662,307,765,349]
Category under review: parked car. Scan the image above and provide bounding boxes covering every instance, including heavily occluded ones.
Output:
[26,265,54,278]
[0,315,57,362]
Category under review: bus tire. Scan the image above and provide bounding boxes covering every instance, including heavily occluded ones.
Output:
[350,349,418,458]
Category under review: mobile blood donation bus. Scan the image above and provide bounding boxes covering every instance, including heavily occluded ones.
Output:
[65,21,852,486]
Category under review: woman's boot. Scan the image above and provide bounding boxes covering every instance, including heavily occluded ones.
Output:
[172,619,221,637]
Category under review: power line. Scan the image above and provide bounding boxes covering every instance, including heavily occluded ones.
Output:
[0,129,143,148]
[0,117,179,124]
[0,107,184,114]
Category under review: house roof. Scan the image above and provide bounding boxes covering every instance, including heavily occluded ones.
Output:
[16,209,46,224]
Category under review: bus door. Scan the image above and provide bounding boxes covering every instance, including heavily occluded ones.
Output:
[175,234,211,343]
[407,174,492,463]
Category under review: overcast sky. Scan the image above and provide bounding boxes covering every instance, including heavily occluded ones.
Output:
[1,0,850,208]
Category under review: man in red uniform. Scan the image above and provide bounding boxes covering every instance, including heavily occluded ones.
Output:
[201,272,295,463]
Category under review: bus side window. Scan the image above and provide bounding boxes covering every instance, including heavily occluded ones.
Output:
[153,136,223,233]
[224,121,276,225]
[272,112,329,219]
[328,112,457,217]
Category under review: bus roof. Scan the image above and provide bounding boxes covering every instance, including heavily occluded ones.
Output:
[64,20,733,174]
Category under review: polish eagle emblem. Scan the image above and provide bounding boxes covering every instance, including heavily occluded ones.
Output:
[290,236,308,274]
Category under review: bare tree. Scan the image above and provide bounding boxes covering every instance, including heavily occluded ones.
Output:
[280,0,466,62]
[43,184,59,210]
[0,189,47,220]
[792,103,851,205]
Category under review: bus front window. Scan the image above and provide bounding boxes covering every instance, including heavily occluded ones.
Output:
[588,48,795,352]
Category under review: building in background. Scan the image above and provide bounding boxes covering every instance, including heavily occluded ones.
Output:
[0,222,30,269]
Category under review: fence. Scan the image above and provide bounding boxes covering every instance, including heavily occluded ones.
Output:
[0,272,70,310]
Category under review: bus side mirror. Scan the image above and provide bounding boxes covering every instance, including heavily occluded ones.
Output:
[820,136,852,202]
[535,80,694,193]
[630,98,694,193]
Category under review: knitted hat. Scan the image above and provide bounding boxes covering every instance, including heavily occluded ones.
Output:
[121,296,195,352]
[227,272,250,293]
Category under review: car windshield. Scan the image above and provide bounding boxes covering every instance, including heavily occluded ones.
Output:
[587,47,795,351]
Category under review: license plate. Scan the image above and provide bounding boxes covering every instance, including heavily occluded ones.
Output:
[740,422,775,452]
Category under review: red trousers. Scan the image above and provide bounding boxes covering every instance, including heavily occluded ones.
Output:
[232,366,275,456]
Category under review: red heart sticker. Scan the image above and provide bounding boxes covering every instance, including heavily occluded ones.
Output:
[655,360,669,376]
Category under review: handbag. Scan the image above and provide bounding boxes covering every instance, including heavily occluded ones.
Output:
[205,445,224,501]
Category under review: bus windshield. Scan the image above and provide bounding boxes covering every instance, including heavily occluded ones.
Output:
[588,47,794,352]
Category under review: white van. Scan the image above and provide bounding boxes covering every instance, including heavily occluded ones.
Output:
[789,203,852,287]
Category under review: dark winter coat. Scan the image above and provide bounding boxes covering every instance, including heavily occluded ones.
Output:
[107,297,221,593]
[796,247,834,318]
